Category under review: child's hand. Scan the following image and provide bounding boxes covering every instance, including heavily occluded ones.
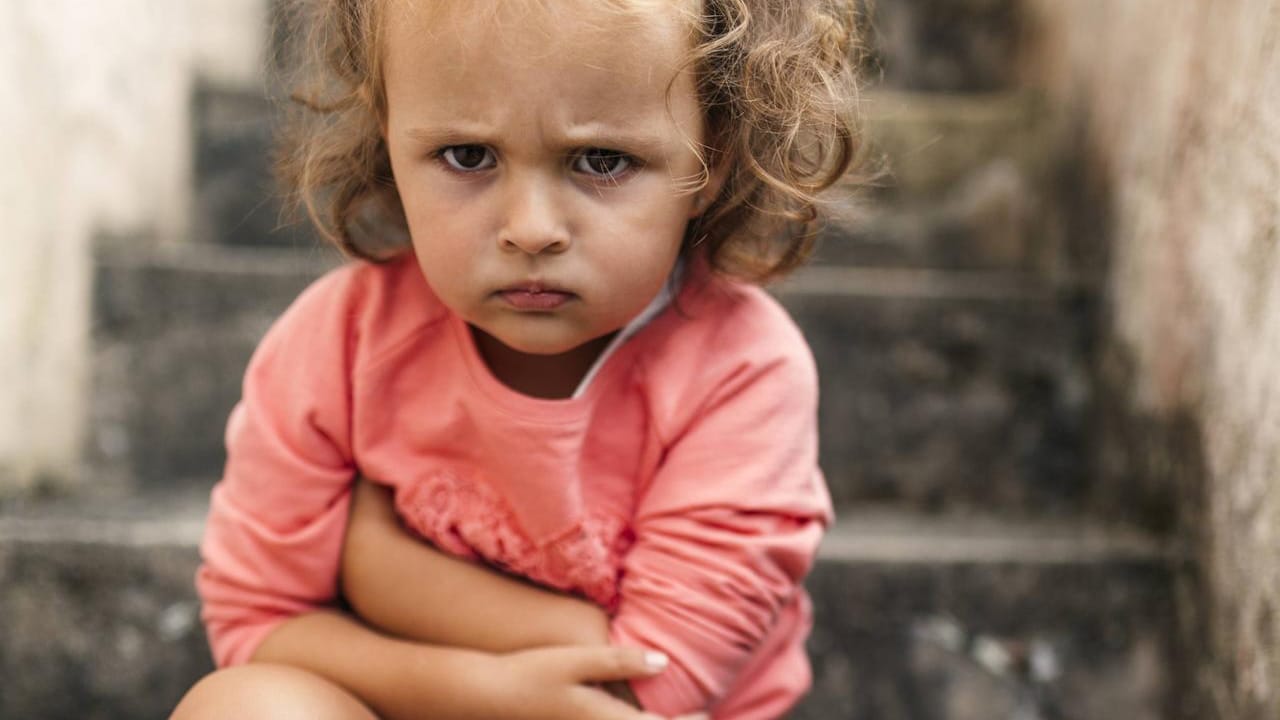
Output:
[487,645,675,719]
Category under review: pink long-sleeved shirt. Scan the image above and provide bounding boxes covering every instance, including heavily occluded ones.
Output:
[196,252,832,718]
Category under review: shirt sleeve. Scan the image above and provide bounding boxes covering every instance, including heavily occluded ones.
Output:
[609,325,832,715]
[195,271,359,667]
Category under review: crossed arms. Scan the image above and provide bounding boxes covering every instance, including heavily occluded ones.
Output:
[339,479,646,707]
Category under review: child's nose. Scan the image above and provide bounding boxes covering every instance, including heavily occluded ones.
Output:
[497,174,570,255]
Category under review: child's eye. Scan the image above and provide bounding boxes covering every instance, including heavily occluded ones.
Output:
[573,149,632,179]
[439,145,496,172]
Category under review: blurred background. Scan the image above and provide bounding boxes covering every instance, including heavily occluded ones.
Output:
[1,0,1278,717]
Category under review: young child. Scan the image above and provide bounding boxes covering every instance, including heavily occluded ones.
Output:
[173,0,861,718]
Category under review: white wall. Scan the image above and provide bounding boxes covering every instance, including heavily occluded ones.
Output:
[0,0,267,494]
[1025,0,1280,712]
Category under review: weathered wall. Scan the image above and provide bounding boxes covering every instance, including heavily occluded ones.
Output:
[1023,1,1280,715]
[0,0,267,494]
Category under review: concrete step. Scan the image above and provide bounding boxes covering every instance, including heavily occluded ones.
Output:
[820,91,1067,276]
[797,510,1187,719]
[90,246,1092,515]
[818,161,1058,274]
[0,497,1182,719]
[778,267,1094,515]
[0,490,211,720]
[860,0,1026,92]
[87,245,340,491]
[811,87,1079,346]
[191,83,316,249]
[853,90,1059,203]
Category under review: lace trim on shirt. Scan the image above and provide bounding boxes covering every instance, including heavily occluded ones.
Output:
[393,470,633,612]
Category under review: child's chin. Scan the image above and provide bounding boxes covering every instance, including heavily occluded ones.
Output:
[505,336,587,357]
[479,326,567,355]
[497,328,612,358]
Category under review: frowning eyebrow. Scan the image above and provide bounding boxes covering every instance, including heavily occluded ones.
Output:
[402,124,672,156]
[404,124,495,147]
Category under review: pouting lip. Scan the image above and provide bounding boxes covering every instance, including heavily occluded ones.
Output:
[495,280,575,295]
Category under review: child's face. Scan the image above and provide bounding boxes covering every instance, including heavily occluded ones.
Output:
[382,0,711,358]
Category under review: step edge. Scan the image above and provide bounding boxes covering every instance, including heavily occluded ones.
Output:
[96,243,340,277]
[861,88,1046,120]
[819,513,1178,566]
[1,511,1176,566]
[777,265,1057,302]
[0,516,203,549]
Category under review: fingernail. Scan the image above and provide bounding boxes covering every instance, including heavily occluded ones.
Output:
[644,650,669,672]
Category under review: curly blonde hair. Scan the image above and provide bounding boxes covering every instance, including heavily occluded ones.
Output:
[274,0,867,283]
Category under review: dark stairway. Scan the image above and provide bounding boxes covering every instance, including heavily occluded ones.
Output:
[0,1,1184,717]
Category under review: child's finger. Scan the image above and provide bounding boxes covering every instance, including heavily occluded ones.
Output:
[556,645,670,683]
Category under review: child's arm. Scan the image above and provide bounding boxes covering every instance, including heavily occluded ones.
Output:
[606,315,831,717]
[244,608,670,720]
[341,479,652,712]
[201,467,667,720]
[340,478,613,653]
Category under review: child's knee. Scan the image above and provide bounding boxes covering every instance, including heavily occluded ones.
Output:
[170,664,378,720]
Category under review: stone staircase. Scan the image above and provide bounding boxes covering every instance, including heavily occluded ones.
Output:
[0,1,1190,717]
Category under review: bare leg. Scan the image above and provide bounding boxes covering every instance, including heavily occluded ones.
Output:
[171,664,380,720]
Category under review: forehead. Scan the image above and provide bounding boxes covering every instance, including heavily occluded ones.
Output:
[384,0,697,35]
[382,0,697,61]
[381,0,702,133]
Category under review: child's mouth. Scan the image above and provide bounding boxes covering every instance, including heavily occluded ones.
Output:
[498,288,574,310]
